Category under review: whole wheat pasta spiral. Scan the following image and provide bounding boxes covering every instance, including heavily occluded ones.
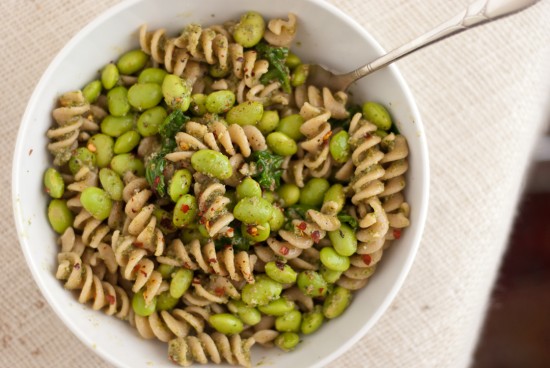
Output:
[294,85,349,119]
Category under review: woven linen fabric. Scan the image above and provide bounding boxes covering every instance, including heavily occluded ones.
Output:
[1,0,548,367]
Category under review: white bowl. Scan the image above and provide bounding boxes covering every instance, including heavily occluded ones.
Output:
[12,0,429,367]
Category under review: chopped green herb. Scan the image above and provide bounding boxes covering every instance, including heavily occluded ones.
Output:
[215,225,251,251]
[337,214,358,230]
[250,150,284,191]
[255,43,291,93]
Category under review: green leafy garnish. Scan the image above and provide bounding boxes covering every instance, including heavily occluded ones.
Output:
[255,43,291,93]
[250,150,284,191]
[215,225,251,251]
[337,214,358,230]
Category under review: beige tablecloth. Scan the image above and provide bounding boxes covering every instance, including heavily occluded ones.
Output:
[1,0,549,367]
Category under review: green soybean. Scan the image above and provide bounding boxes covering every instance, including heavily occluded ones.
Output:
[117,49,148,75]
[262,190,276,204]
[158,264,175,279]
[100,115,134,137]
[205,90,235,114]
[157,291,180,311]
[226,101,264,126]
[173,194,198,228]
[301,306,324,335]
[107,86,130,117]
[101,63,119,90]
[88,134,114,168]
[268,206,285,232]
[233,196,273,224]
[275,310,302,332]
[299,178,330,207]
[99,168,123,201]
[297,270,328,297]
[329,130,350,163]
[257,110,280,134]
[47,199,74,234]
[266,132,297,156]
[276,114,304,140]
[162,74,192,111]
[110,154,145,177]
[227,300,261,326]
[320,247,350,272]
[264,261,298,284]
[236,177,262,199]
[168,169,192,202]
[190,94,207,116]
[291,64,309,87]
[44,168,64,199]
[209,63,230,78]
[258,297,295,316]
[320,265,342,284]
[241,275,283,307]
[323,184,345,213]
[277,183,300,207]
[191,150,232,180]
[68,147,96,175]
[275,332,300,352]
[169,268,193,298]
[285,53,302,69]
[209,313,243,335]
[80,187,113,221]
[181,227,207,243]
[132,290,156,317]
[323,286,351,319]
[138,67,168,85]
[233,11,266,48]
[128,83,163,111]
[241,222,270,242]
[137,106,167,137]
[113,130,140,154]
[362,101,392,130]
[328,224,357,257]
[82,80,102,103]
[374,129,389,138]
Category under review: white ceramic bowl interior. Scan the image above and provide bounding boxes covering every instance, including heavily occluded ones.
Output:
[12,0,429,367]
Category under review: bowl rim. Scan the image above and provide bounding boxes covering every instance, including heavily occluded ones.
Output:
[12,0,430,367]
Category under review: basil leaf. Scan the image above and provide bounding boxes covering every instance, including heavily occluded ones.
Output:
[250,150,284,191]
[255,43,291,93]
[337,214,358,230]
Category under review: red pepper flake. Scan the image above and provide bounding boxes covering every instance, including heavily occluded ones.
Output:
[393,229,402,239]
[133,264,141,273]
[318,288,324,294]
[181,204,190,213]
[364,132,372,139]
[105,294,115,305]
[153,176,160,188]
[199,217,206,225]
[87,142,97,153]
[362,254,372,265]
[246,225,258,236]
[275,260,285,271]
[311,230,321,244]
[192,278,201,285]
[73,263,81,270]
[140,270,148,277]
[133,241,144,248]
[214,287,225,297]
[226,228,234,236]
[297,222,307,231]
[279,246,289,256]
[322,131,333,142]
[209,258,217,264]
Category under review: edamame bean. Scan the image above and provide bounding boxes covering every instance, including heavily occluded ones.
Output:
[262,191,276,204]
[225,190,237,212]
[285,53,301,69]
[241,222,270,242]
[320,265,342,284]
[82,80,102,103]
[88,134,114,168]
[191,150,232,180]
[209,63,230,78]
[205,90,235,114]
[274,332,300,352]
[301,306,324,335]
[113,130,140,154]
[68,147,96,175]
[190,94,207,116]
[291,64,309,87]
[162,74,192,111]
[107,86,130,117]
[117,49,148,75]
[157,264,175,279]
[128,83,163,111]
[362,101,392,130]
[323,184,345,213]
[227,300,262,326]
[329,130,350,163]
[169,268,194,298]
[264,261,298,284]
[275,310,302,333]
[157,291,180,311]
[297,270,328,297]
[233,196,273,224]
[168,169,192,202]
[320,247,350,272]
[44,168,64,199]
[132,290,156,317]
[323,286,351,319]
[266,132,297,156]
[101,63,119,90]
[138,67,168,85]
[181,227,207,243]
[328,224,357,257]
[137,106,167,137]
[100,115,134,137]
[209,313,243,335]
[277,183,300,207]
[276,114,304,140]
[374,129,388,138]
[241,275,283,307]
[47,199,74,234]
[258,297,295,316]
[226,101,264,126]
[173,194,198,228]
[236,177,262,199]
[80,187,113,221]
[299,178,330,207]
[268,206,285,232]
[99,168,123,201]
[110,153,145,176]
[233,11,265,48]
[257,110,280,134]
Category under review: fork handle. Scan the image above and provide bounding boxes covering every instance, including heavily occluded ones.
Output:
[349,0,539,82]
